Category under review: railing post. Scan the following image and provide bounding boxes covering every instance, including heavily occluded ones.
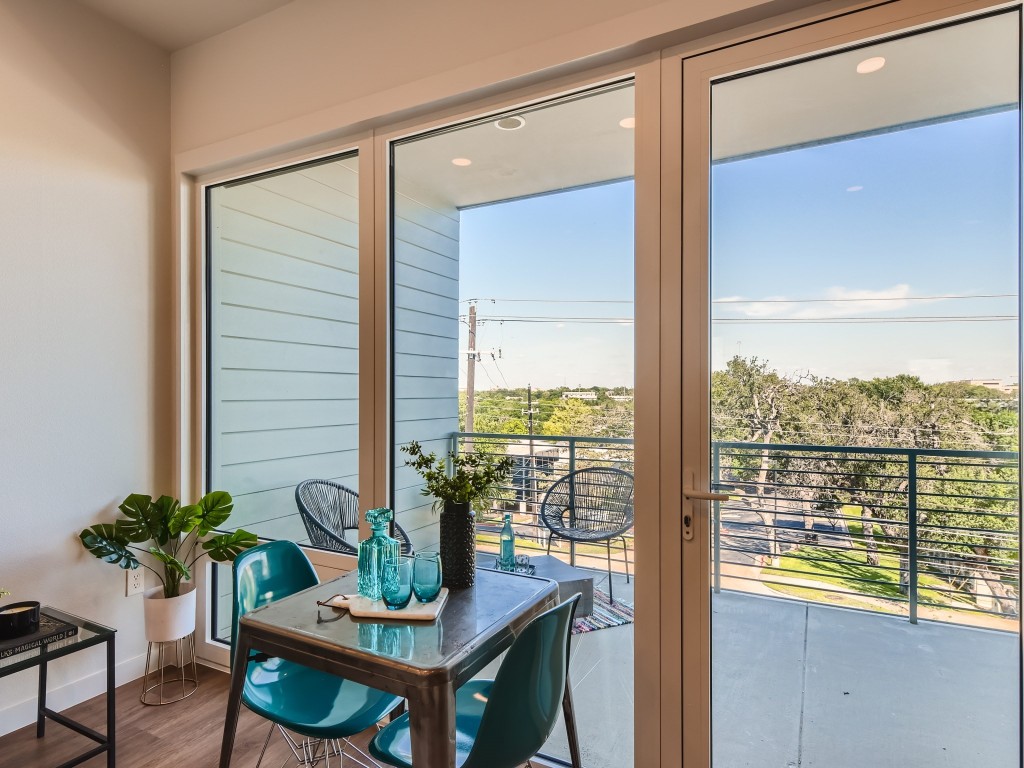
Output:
[713,443,722,594]
[568,437,577,567]
[908,452,918,625]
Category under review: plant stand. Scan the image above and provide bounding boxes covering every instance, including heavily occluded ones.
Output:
[139,632,198,705]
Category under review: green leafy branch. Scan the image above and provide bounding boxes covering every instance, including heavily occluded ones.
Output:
[402,441,514,513]
[79,491,257,598]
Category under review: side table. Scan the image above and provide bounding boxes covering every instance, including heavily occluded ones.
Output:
[0,607,116,767]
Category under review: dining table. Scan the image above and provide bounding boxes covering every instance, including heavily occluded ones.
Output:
[218,566,580,768]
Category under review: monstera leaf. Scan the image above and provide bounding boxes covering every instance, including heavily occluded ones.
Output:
[80,524,139,570]
[148,549,191,581]
[79,488,251,597]
[116,493,171,546]
[202,529,258,562]
[172,491,234,536]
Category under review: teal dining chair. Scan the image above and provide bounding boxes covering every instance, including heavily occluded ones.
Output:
[369,594,582,768]
[232,540,403,767]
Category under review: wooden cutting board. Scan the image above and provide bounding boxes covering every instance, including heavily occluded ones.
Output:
[322,588,449,620]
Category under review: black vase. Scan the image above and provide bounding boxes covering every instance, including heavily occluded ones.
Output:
[440,501,476,588]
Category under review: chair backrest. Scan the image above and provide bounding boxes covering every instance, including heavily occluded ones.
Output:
[541,467,635,535]
[463,594,581,768]
[231,540,318,662]
[295,479,361,550]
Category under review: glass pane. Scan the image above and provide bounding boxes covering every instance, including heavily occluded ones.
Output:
[391,84,635,766]
[710,13,1020,768]
[206,153,359,640]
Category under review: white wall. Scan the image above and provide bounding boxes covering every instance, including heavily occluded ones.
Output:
[0,0,170,735]
[169,0,812,163]
[208,155,361,543]
[392,178,461,552]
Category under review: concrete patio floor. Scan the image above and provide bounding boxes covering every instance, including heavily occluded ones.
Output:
[515,575,1019,768]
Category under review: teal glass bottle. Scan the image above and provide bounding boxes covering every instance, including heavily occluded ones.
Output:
[357,507,400,600]
[499,513,515,571]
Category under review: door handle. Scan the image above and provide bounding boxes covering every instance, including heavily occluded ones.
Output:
[683,489,731,502]
[681,477,731,541]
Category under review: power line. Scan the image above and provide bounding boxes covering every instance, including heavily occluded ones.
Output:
[475,316,633,324]
[462,297,632,304]
[713,315,1016,324]
[715,293,1015,304]
[462,293,1015,306]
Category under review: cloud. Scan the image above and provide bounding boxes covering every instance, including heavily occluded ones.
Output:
[714,284,931,320]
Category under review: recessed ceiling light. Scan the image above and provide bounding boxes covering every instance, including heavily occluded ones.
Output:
[494,115,526,131]
[846,185,864,192]
[856,56,886,74]
[619,117,636,129]
[451,158,472,167]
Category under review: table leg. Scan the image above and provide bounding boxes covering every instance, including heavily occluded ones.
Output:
[106,634,116,767]
[218,632,251,768]
[36,653,48,738]
[408,683,456,767]
[562,677,582,768]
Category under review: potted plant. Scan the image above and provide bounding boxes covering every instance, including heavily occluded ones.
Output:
[402,441,513,588]
[79,491,256,642]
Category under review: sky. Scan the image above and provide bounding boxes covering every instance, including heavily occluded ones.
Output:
[458,109,1020,390]
[711,109,1020,384]
[459,181,635,390]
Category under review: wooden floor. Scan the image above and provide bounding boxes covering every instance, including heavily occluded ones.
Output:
[0,665,385,768]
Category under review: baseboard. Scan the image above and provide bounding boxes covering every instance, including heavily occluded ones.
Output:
[198,656,229,674]
[0,651,147,737]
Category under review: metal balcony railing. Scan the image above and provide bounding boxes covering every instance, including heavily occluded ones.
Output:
[712,442,1019,626]
[456,432,1020,627]
[452,432,634,574]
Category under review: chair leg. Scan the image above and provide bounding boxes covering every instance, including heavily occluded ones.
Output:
[622,536,631,584]
[546,533,554,556]
[606,540,614,604]
[562,673,583,768]
[254,723,275,768]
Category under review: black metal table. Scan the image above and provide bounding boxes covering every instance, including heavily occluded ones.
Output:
[219,568,571,768]
[0,607,116,767]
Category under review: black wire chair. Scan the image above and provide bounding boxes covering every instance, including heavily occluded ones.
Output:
[539,467,634,603]
[295,479,414,556]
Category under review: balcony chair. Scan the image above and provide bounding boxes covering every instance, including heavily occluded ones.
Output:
[295,478,414,555]
[369,594,583,768]
[540,466,634,603]
[232,540,404,768]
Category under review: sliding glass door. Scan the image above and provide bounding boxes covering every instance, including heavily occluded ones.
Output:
[678,4,1021,766]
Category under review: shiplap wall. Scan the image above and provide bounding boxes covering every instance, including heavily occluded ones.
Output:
[208,154,360,543]
[392,175,461,553]
[208,160,460,639]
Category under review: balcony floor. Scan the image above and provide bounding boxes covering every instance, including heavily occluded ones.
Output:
[525,575,1018,768]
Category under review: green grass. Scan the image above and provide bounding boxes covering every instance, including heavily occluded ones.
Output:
[760,511,975,611]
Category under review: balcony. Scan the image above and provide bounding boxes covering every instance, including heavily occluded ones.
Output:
[458,431,1020,768]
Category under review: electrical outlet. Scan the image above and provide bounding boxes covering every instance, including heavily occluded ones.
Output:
[126,568,145,597]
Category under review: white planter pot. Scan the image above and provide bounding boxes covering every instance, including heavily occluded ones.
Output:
[143,583,196,642]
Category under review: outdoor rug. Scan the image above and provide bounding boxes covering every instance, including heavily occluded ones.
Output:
[572,590,634,634]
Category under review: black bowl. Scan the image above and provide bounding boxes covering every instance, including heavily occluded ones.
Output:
[0,601,41,640]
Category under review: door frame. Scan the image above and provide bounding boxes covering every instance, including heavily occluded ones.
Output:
[665,0,1021,764]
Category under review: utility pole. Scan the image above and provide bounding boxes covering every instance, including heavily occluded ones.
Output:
[466,303,477,437]
[524,384,538,511]
[526,383,535,438]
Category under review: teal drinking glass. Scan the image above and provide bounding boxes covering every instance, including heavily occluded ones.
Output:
[412,551,443,603]
[381,556,413,610]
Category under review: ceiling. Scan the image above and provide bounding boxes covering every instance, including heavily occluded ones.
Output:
[395,85,636,211]
[713,13,1017,160]
[393,14,1016,210]
[73,4,1017,204]
[75,0,292,51]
